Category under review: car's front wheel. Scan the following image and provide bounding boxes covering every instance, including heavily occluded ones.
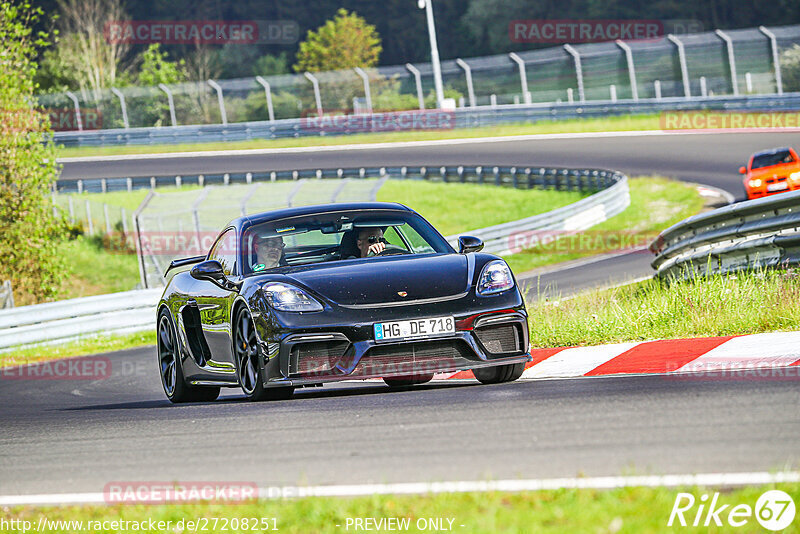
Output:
[233,306,294,402]
[158,309,220,403]
[472,362,525,385]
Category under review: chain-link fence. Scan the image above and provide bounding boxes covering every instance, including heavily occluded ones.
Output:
[39,24,800,131]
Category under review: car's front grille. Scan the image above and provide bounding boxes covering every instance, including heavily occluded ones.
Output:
[474,323,522,355]
[352,339,477,377]
[289,340,350,376]
[765,176,787,184]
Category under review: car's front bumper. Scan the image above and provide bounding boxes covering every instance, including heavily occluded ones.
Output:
[254,291,530,387]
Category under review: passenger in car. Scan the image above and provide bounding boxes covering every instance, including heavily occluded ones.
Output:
[254,235,286,270]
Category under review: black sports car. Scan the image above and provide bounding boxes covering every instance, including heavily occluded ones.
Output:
[157,202,530,402]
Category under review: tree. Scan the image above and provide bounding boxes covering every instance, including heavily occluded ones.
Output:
[0,2,65,304]
[780,44,800,92]
[293,8,381,73]
[52,0,130,101]
[137,44,186,86]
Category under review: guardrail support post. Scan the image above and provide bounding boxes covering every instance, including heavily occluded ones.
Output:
[207,79,227,125]
[64,91,83,131]
[455,58,476,107]
[654,80,662,99]
[667,34,691,98]
[126,177,132,192]
[745,72,753,93]
[610,84,617,102]
[563,44,585,103]
[158,84,177,126]
[85,200,93,235]
[715,29,739,96]
[110,87,129,129]
[304,72,324,117]
[255,76,276,121]
[700,76,708,97]
[405,63,425,110]
[508,52,531,104]
[353,67,373,114]
[759,26,783,94]
[77,179,83,194]
[615,39,638,101]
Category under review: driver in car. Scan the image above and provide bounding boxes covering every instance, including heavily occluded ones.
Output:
[356,227,387,257]
[253,235,286,270]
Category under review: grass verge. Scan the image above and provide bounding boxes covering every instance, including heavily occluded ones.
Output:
[56,114,662,158]
[0,331,154,367]
[504,176,704,274]
[3,483,798,533]
[527,269,800,347]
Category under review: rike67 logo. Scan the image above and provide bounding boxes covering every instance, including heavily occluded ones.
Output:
[669,490,795,531]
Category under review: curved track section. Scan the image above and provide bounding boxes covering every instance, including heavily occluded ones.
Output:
[59,131,800,198]
[0,347,798,495]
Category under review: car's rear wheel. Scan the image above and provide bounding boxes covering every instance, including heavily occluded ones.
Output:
[472,362,525,385]
[383,374,434,387]
[234,306,294,402]
[158,309,220,403]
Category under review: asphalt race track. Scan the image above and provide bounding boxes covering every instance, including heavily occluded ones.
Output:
[0,347,798,496]
[3,130,797,498]
[59,131,800,198]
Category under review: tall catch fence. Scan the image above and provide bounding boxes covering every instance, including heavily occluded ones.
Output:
[40,25,800,133]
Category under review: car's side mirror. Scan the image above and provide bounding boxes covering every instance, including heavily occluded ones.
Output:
[739,166,747,174]
[458,235,484,254]
[191,260,238,291]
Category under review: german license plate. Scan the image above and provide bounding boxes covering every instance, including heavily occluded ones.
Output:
[767,182,788,192]
[374,316,455,342]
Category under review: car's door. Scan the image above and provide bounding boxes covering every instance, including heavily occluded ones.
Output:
[194,228,238,371]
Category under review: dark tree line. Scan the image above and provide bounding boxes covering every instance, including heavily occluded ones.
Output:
[32,0,800,76]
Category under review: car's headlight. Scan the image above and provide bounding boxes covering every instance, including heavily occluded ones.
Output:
[790,171,800,182]
[477,260,515,295]
[262,283,323,312]
[748,178,762,187]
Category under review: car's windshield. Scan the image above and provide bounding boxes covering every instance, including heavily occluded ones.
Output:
[240,209,452,275]
[751,149,794,169]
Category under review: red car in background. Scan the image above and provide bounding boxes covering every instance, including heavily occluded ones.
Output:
[740,147,800,200]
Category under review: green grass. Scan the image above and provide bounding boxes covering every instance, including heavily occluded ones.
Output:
[504,177,705,274]
[526,269,800,348]
[56,114,662,158]
[376,180,586,236]
[3,483,798,533]
[0,331,154,367]
[57,236,141,299]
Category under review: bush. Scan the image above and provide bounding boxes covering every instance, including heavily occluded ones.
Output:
[0,2,66,304]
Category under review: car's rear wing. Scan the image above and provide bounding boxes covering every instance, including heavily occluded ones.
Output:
[163,255,206,277]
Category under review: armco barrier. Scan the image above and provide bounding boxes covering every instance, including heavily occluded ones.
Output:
[51,92,800,148]
[0,289,161,350]
[650,189,800,277]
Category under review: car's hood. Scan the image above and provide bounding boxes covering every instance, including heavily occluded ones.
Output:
[279,254,472,306]
[749,162,800,178]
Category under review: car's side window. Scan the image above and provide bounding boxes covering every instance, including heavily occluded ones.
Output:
[208,228,237,276]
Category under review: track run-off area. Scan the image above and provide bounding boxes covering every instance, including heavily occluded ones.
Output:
[1,129,798,500]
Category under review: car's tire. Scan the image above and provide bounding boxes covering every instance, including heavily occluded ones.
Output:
[233,305,294,402]
[158,309,220,403]
[472,362,525,385]
[383,374,434,387]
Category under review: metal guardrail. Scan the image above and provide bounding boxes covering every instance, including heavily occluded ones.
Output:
[650,190,800,278]
[51,92,800,148]
[0,289,161,350]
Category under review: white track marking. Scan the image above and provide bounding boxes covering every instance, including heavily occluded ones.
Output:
[522,342,640,378]
[675,331,800,373]
[56,129,770,163]
[2,472,798,506]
